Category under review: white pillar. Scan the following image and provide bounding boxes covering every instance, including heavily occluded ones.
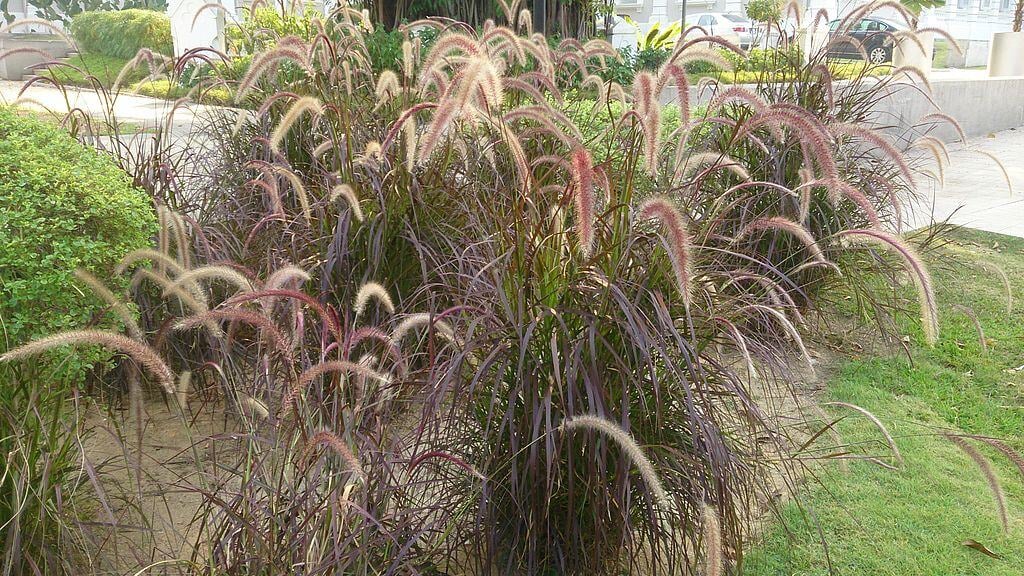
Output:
[168,0,236,57]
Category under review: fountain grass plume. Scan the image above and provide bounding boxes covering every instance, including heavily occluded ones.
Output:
[167,265,254,297]
[945,434,1008,533]
[824,402,904,468]
[1,330,174,394]
[638,197,694,308]
[570,147,596,257]
[374,70,401,105]
[971,150,1013,196]
[236,45,311,102]
[677,152,750,182]
[353,282,395,319]
[74,269,144,340]
[270,96,324,154]
[300,430,366,480]
[830,122,916,191]
[837,229,938,345]
[329,184,364,222]
[174,308,292,357]
[270,165,313,224]
[980,262,1012,314]
[559,415,672,511]
[632,72,661,174]
[285,361,390,413]
[737,216,826,264]
[743,304,814,371]
[702,502,723,576]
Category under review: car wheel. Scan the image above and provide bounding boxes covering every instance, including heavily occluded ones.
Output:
[868,46,889,64]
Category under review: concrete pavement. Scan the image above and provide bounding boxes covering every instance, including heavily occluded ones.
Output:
[910,127,1024,237]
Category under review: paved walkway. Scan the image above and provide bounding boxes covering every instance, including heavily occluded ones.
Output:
[0,79,225,133]
[911,128,1024,238]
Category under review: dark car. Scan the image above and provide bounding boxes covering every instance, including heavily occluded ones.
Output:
[827,18,902,64]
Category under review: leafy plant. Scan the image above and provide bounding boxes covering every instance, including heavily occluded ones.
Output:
[746,0,781,23]
[0,106,156,384]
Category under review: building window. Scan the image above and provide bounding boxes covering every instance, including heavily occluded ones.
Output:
[981,0,991,8]
[957,0,971,9]
[1000,0,1011,11]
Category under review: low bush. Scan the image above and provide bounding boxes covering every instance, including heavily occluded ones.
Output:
[132,78,233,105]
[0,106,156,383]
[69,9,173,59]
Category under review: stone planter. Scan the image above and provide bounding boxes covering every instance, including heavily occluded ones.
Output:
[0,33,71,81]
[893,30,933,76]
[989,31,1024,77]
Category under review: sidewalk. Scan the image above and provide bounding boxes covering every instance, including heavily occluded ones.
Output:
[0,79,225,133]
[911,128,1024,238]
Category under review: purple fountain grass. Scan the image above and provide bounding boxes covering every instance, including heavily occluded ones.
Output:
[353,282,395,319]
[570,147,596,257]
[74,269,144,340]
[285,360,390,411]
[632,71,661,174]
[945,434,1008,533]
[702,503,723,576]
[300,430,366,480]
[824,402,904,468]
[408,450,487,480]
[559,415,672,511]
[225,289,342,344]
[980,262,1013,314]
[167,265,254,297]
[829,122,916,191]
[837,229,938,345]
[329,184,364,222]
[236,45,312,101]
[270,96,324,154]
[737,216,827,264]
[638,197,695,307]
[1,330,174,394]
[970,150,1014,196]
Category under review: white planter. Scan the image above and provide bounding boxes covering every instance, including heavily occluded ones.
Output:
[893,31,933,76]
[989,31,1024,77]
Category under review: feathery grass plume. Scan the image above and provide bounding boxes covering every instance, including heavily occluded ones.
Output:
[669,46,736,71]
[914,27,964,55]
[831,181,881,227]
[1,330,174,394]
[483,26,527,64]
[353,282,395,319]
[569,147,597,257]
[971,150,1013,196]
[418,57,501,160]
[167,265,253,297]
[329,184,364,222]
[402,40,414,79]
[225,289,342,344]
[390,312,457,344]
[952,304,987,352]
[913,136,948,185]
[559,415,671,510]
[970,437,1024,484]
[408,451,486,480]
[737,217,826,263]
[743,304,814,371]
[270,165,313,224]
[235,45,311,102]
[285,361,390,412]
[918,111,967,143]
[945,434,1008,533]
[837,229,938,345]
[157,205,191,268]
[263,265,310,292]
[300,430,366,480]
[702,502,723,576]
[638,197,694,307]
[677,151,750,182]
[736,106,839,185]
[174,308,291,357]
[658,62,691,124]
[116,248,190,285]
[374,69,401,107]
[825,402,904,469]
[518,8,532,34]
[632,72,661,174]
[382,102,437,153]
[981,262,1013,314]
[74,269,144,340]
[176,371,191,410]
[270,96,324,154]
[504,104,583,143]
[830,122,916,190]
[714,316,757,379]
[111,49,169,93]
[891,64,932,91]
[419,33,485,84]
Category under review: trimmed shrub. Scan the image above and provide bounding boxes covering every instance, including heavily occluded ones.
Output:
[0,107,156,382]
[69,9,173,58]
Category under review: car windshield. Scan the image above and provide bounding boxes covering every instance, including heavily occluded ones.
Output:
[723,14,748,22]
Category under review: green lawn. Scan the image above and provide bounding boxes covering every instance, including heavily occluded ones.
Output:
[43,53,145,89]
[746,228,1024,575]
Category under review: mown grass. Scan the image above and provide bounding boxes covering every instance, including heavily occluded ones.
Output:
[42,53,142,89]
[747,227,1024,575]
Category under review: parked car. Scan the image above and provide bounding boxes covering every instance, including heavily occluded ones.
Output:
[688,13,755,49]
[827,17,903,64]
[750,17,797,48]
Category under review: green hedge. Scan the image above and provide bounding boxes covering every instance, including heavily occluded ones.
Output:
[70,9,173,59]
[0,107,156,382]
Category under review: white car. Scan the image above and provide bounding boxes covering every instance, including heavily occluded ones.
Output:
[688,13,755,49]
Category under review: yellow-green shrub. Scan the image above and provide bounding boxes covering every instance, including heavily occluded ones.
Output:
[70,9,173,59]
[0,106,156,382]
